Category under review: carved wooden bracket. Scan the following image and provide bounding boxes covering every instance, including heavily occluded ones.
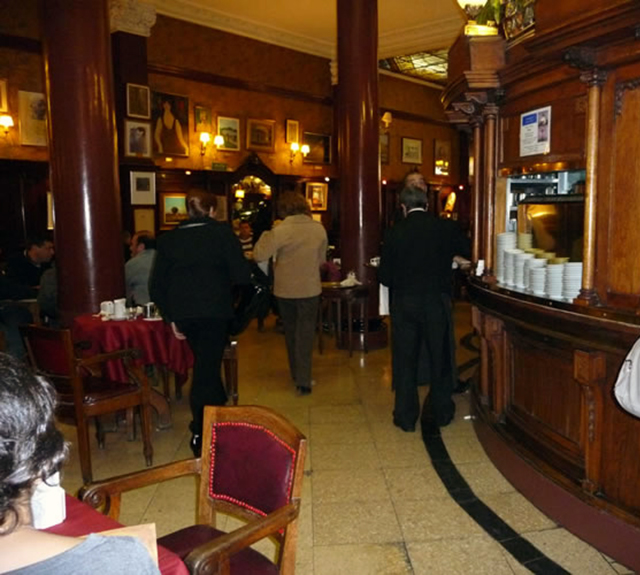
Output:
[615,77,640,117]
[563,46,597,70]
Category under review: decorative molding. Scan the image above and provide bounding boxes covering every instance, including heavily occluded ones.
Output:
[110,0,157,37]
[614,77,640,117]
[379,69,444,91]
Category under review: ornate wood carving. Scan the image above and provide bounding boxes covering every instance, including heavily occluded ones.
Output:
[614,77,640,117]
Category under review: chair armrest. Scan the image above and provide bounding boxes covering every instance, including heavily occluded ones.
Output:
[186,500,300,575]
[79,458,201,520]
[76,347,143,368]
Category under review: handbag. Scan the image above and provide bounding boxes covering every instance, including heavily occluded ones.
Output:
[614,337,640,418]
[228,265,272,336]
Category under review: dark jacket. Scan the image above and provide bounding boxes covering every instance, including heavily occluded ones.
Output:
[149,217,251,322]
[379,210,470,297]
[6,253,51,288]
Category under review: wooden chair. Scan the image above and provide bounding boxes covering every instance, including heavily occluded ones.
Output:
[80,405,307,575]
[19,324,153,484]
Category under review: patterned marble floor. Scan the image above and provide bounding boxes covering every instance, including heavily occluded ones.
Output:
[58,302,633,574]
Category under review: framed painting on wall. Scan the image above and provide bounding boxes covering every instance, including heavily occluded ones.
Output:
[151,91,189,156]
[285,119,299,144]
[160,192,188,228]
[380,133,390,165]
[303,132,332,164]
[434,139,451,176]
[194,105,212,133]
[126,83,150,119]
[401,137,422,164]
[130,171,156,205]
[18,91,47,146]
[0,79,7,112]
[305,182,328,211]
[247,118,275,152]
[124,120,152,158]
[217,116,240,151]
[133,207,156,235]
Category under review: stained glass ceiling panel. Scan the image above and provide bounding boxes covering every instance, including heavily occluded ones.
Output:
[379,49,449,85]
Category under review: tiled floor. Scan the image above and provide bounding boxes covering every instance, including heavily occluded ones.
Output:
[58,302,633,574]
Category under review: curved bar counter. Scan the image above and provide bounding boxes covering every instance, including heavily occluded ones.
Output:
[469,278,640,571]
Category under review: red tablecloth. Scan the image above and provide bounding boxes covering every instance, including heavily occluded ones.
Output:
[72,315,193,383]
[46,495,188,575]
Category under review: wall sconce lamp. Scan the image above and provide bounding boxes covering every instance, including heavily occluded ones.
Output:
[381,111,392,130]
[0,114,14,137]
[290,142,310,163]
[199,131,211,155]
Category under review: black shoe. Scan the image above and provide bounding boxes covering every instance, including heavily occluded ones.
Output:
[190,434,202,458]
[296,386,312,396]
[393,417,416,432]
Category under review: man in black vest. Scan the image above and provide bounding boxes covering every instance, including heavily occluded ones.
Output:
[379,185,470,432]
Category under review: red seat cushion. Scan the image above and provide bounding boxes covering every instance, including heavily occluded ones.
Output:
[158,525,278,575]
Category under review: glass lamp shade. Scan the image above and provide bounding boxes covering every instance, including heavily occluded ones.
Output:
[457,0,486,20]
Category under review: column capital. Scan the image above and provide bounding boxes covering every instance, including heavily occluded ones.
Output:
[482,103,499,119]
[110,0,156,37]
[579,69,608,87]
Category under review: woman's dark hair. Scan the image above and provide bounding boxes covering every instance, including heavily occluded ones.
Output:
[277,191,310,219]
[0,354,67,535]
[186,188,217,218]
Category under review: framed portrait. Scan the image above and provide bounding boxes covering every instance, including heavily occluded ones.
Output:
[151,91,189,156]
[401,137,423,164]
[303,132,332,164]
[124,120,152,158]
[194,105,212,133]
[285,119,299,144]
[380,133,390,165]
[130,171,156,205]
[247,118,275,152]
[160,192,188,228]
[305,182,328,211]
[217,116,240,151]
[133,207,156,235]
[126,83,150,119]
[434,139,451,176]
[0,79,7,112]
[18,90,47,146]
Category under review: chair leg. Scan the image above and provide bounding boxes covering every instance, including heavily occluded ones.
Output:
[159,365,170,399]
[95,416,106,449]
[77,417,93,484]
[126,407,136,441]
[174,372,187,400]
[139,403,154,468]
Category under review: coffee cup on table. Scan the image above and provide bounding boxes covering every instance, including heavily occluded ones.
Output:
[143,302,156,319]
[113,298,127,319]
[100,300,114,316]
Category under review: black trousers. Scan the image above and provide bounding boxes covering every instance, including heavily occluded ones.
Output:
[277,296,319,389]
[391,293,455,427]
[175,317,228,435]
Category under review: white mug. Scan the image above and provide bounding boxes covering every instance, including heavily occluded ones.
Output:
[113,298,127,319]
[100,300,114,315]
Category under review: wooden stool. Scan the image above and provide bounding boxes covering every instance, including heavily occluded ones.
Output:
[318,285,369,357]
[172,340,239,405]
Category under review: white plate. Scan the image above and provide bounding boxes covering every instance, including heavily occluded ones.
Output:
[111,316,127,321]
[143,317,163,322]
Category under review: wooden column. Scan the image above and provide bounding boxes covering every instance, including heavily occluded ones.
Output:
[482,104,498,279]
[576,69,607,305]
[471,117,484,264]
[337,0,381,301]
[41,0,122,324]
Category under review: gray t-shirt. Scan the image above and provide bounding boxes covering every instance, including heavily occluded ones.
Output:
[7,533,161,574]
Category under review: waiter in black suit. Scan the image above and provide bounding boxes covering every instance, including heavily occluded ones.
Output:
[379,185,470,432]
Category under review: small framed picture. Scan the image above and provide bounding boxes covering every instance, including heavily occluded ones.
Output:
[160,192,188,228]
[434,139,451,176]
[303,132,332,164]
[151,91,189,156]
[130,171,156,205]
[124,120,152,158]
[285,119,299,144]
[380,133,390,165]
[133,207,156,235]
[402,137,423,164]
[217,116,240,151]
[126,83,150,119]
[194,105,212,133]
[305,182,329,211]
[18,90,47,147]
[247,118,275,152]
[0,79,7,113]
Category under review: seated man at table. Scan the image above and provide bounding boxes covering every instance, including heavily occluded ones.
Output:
[5,234,54,289]
[0,353,160,575]
[125,231,156,306]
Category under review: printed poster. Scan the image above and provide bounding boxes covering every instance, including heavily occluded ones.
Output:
[520,106,551,157]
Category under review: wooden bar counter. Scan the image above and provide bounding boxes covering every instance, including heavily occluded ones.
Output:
[468,278,640,570]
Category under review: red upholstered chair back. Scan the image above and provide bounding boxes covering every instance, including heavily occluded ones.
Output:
[198,406,307,563]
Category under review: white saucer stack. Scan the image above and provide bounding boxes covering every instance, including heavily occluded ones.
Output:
[503,248,523,286]
[514,252,534,288]
[530,267,547,295]
[563,262,583,300]
[517,232,533,250]
[496,232,517,284]
[524,257,546,290]
[545,263,564,298]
